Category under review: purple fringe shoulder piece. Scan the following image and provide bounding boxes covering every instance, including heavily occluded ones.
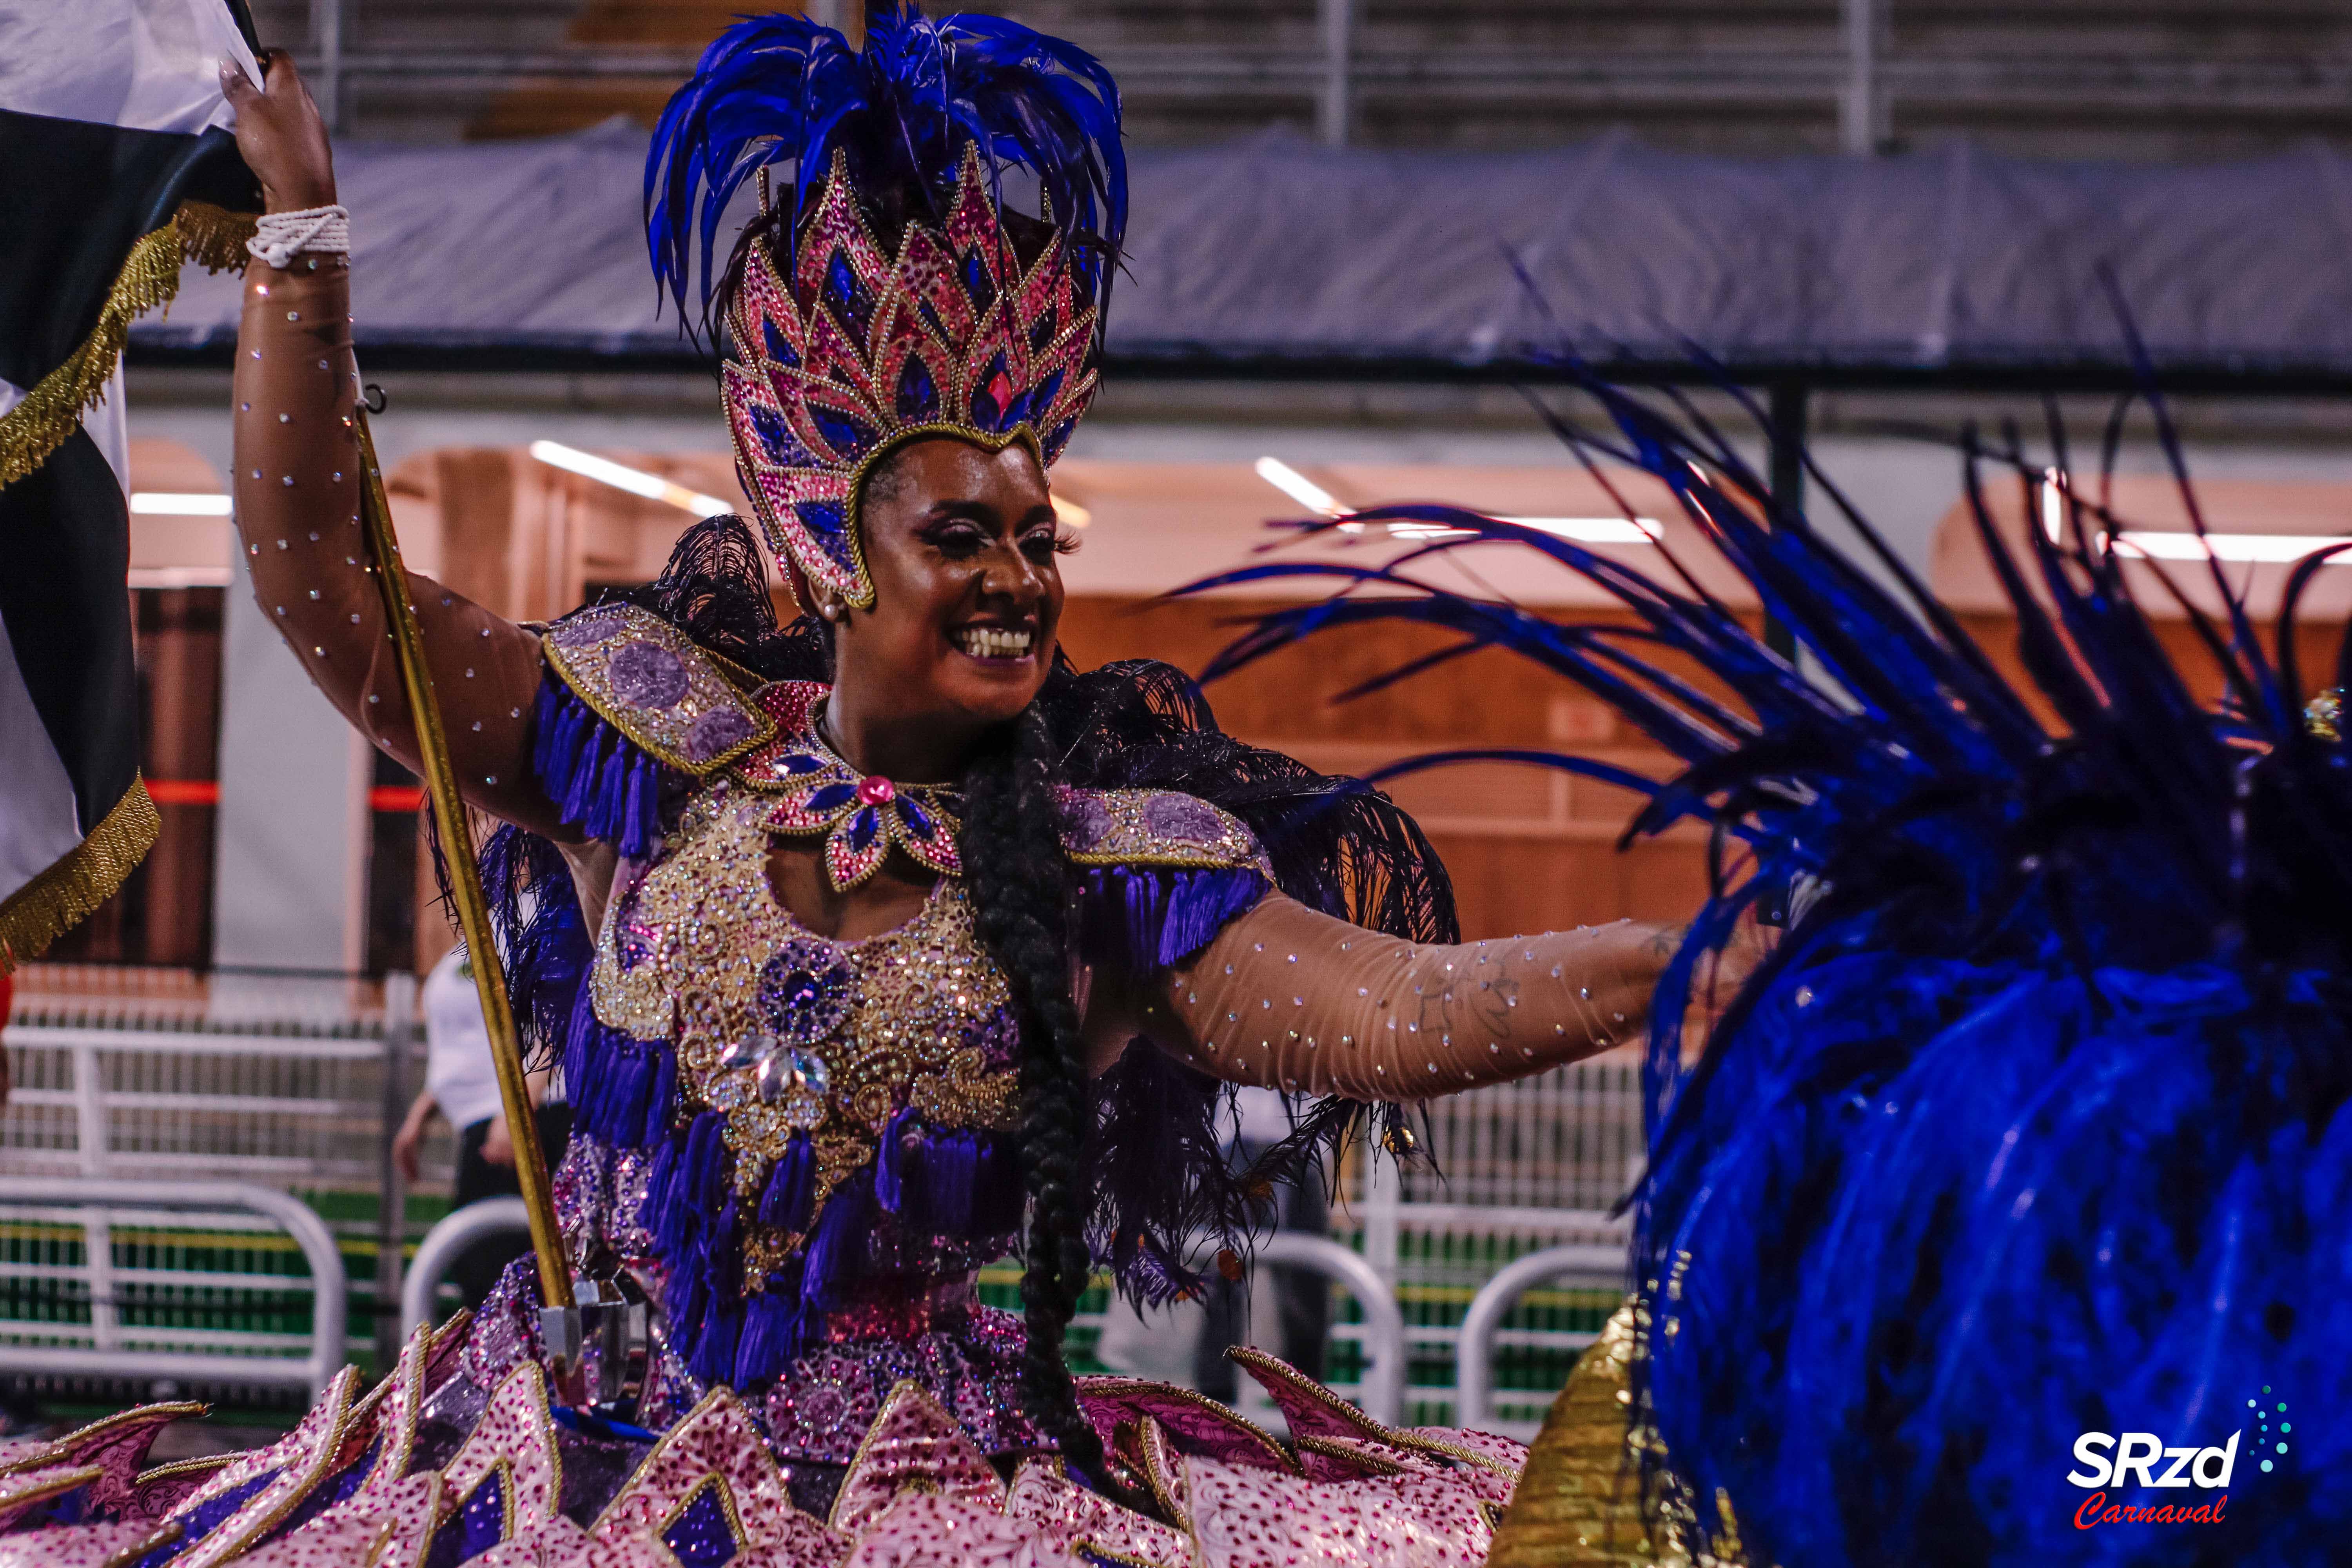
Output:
[532,677,666,859]
[1080,864,1267,975]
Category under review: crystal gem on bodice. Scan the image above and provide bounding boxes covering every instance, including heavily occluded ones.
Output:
[756,1045,830,1105]
[721,1030,781,1071]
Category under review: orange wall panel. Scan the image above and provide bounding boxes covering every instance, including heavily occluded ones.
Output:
[1060,595,1719,941]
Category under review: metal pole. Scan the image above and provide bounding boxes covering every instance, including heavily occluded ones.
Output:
[1318,0,1354,148]
[1840,0,1881,155]
[313,0,347,134]
[83,1210,119,1356]
[1253,1234,1405,1426]
[348,411,576,1355]
[375,970,415,1367]
[1362,1142,1400,1289]
[400,1197,529,1339]
[71,1040,105,1177]
[1766,380,1809,661]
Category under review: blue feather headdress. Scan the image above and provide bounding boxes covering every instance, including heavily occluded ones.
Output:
[1186,364,2352,1562]
[645,4,1126,341]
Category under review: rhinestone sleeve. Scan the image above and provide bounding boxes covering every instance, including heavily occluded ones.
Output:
[1148,892,1671,1099]
[231,252,555,833]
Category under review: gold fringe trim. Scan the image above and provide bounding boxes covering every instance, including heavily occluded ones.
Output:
[172,200,259,275]
[0,200,258,494]
[0,776,161,973]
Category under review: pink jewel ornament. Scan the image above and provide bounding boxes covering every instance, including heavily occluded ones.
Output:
[856,776,896,806]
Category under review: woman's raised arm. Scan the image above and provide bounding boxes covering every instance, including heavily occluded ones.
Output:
[1134,891,1694,1098]
[222,53,566,840]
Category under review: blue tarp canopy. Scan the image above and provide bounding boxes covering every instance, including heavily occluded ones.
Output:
[141,120,2352,383]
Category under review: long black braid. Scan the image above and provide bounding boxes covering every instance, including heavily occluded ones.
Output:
[956,707,1133,1495]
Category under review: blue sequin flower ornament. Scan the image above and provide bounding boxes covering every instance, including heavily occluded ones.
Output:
[757,717,963,891]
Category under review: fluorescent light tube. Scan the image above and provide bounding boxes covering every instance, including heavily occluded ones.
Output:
[2113,531,2352,564]
[530,440,731,518]
[131,492,232,516]
[1254,456,1343,516]
[1500,515,1661,544]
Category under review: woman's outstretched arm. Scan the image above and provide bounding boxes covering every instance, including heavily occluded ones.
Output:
[221,53,566,841]
[1132,891,1701,1098]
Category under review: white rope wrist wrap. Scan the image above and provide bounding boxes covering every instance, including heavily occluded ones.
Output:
[247,205,350,269]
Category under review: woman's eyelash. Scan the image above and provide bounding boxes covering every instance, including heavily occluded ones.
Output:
[922,524,1073,555]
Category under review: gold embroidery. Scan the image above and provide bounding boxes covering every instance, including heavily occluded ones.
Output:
[541,605,773,775]
[0,775,160,969]
[1055,786,1273,877]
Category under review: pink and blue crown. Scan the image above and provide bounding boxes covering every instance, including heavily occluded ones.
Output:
[646,6,1125,608]
[720,147,1099,606]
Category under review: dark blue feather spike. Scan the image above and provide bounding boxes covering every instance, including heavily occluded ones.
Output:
[645,4,1126,342]
[1185,363,2352,1563]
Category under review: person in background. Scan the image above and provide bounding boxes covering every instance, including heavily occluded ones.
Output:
[390,946,568,1308]
[1093,1088,1329,1397]
[1195,1086,1330,1398]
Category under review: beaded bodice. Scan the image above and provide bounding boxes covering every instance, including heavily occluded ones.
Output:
[592,775,1021,1276]
[537,604,1276,1390]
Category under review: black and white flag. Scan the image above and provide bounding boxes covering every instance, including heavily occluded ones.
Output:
[0,0,260,963]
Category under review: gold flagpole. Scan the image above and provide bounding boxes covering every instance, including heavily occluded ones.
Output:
[347,405,578,1353]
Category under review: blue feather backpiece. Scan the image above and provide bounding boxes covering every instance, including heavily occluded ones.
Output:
[645,4,1126,339]
[1186,372,2352,1563]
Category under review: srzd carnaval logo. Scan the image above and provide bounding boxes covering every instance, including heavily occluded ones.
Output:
[2063,1387,2291,1530]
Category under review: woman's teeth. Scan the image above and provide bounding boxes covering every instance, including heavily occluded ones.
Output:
[953,626,1032,660]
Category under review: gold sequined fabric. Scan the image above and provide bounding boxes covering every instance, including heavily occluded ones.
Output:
[542,604,773,772]
[2306,688,2342,742]
[1487,1306,1754,1568]
[591,775,1018,1258]
[1054,783,1273,876]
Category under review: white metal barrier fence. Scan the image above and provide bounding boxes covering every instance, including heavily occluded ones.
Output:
[2,971,1647,1426]
[0,969,428,1393]
[1452,1243,1631,1440]
[4,1023,388,1182]
[1337,1047,1643,1429]
[0,1178,348,1401]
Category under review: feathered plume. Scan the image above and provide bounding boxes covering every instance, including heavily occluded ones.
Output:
[1185,365,2352,1563]
[645,4,1126,341]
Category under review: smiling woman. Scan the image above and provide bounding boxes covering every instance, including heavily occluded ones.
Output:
[810,436,1073,791]
[2,10,1745,1563]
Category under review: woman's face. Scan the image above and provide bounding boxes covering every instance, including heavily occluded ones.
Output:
[827,435,1067,742]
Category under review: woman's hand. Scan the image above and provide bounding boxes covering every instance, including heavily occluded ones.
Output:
[1670,907,1780,1065]
[481,1114,515,1168]
[392,1089,436,1184]
[218,50,336,212]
